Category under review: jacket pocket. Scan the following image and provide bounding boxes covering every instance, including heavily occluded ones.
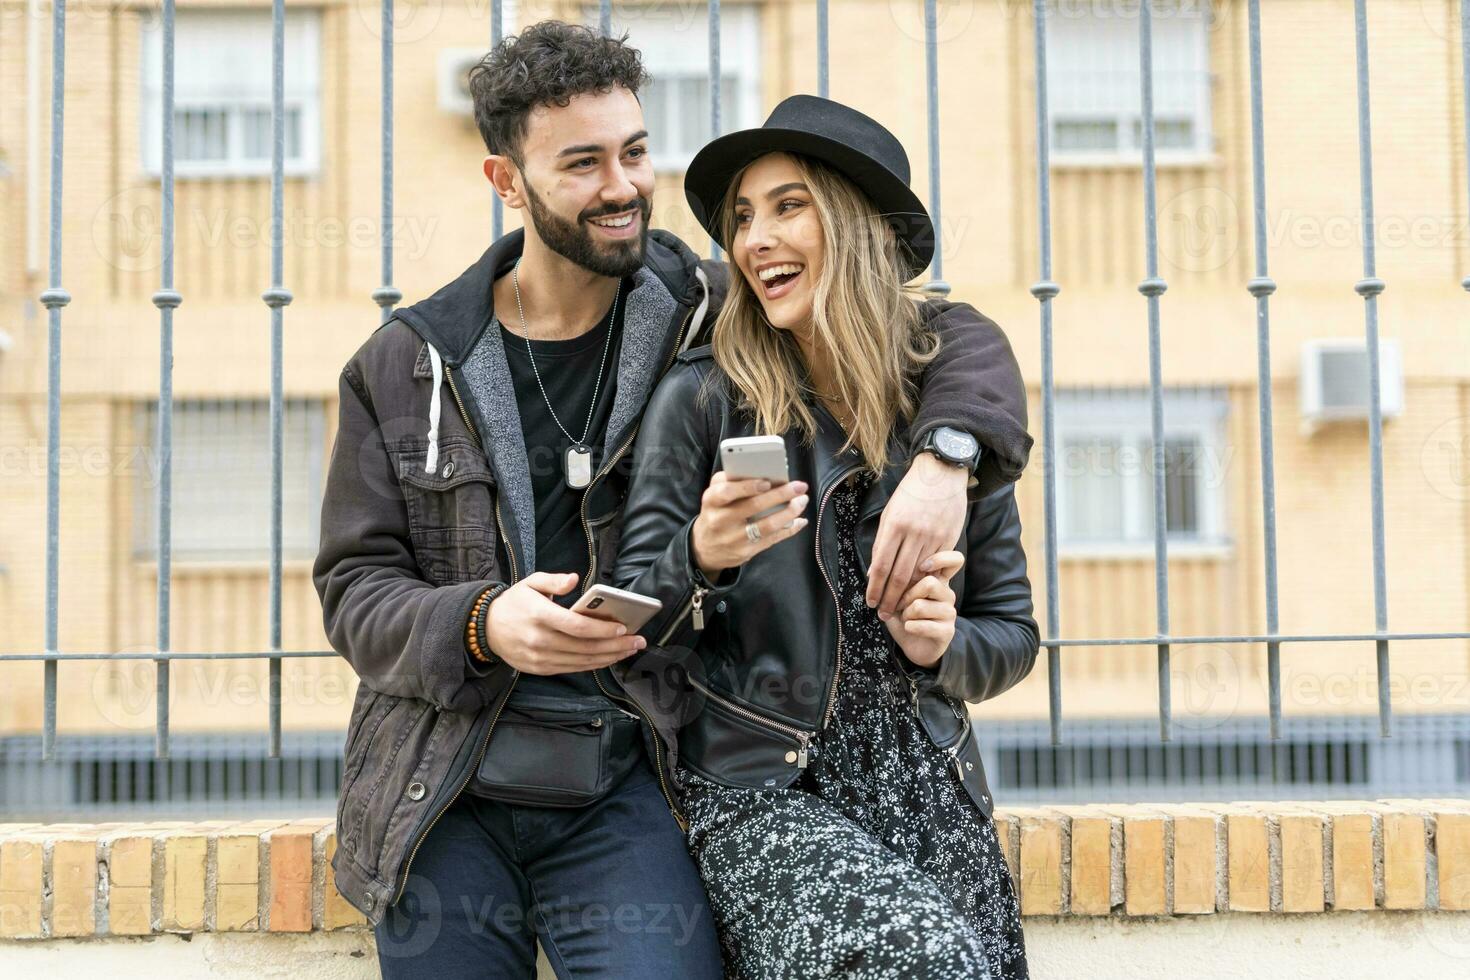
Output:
[679,680,815,789]
[339,686,388,806]
[900,661,996,819]
[923,692,994,819]
[393,441,499,585]
[342,694,435,851]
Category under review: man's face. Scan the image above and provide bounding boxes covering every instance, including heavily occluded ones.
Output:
[507,85,654,277]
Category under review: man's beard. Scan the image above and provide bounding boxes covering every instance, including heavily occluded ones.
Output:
[523,178,651,278]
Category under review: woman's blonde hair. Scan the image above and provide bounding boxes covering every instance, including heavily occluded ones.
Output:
[707,152,941,475]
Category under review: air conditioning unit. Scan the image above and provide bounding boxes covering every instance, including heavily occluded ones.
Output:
[438,48,486,116]
[1300,337,1403,427]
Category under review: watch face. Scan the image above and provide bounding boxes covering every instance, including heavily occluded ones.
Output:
[936,427,978,462]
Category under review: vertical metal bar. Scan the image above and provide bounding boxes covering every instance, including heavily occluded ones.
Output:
[1349,0,1391,737]
[709,0,722,261]
[374,1,402,320]
[264,0,295,759]
[1137,0,1172,741]
[1030,0,1062,745]
[600,0,611,39]
[38,0,71,763]
[922,0,948,297]
[492,0,505,240]
[154,0,184,763]
[1029,0,1064,746]
[709,0,721,143]
[1462,0,1470,295]
[816,0,829,99]
[1245,0,1283,739]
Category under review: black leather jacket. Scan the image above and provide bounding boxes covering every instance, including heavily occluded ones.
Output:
[613,323,1040,820]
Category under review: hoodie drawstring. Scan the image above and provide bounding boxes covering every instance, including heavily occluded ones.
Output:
[682,267,711,354]
[425,343,444,474]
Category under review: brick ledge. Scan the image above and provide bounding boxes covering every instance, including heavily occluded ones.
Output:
[0,799,1466,939]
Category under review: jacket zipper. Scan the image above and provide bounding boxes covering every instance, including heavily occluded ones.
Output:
[578,305,697,831]
[687,674,815,768]
[579,305,696,589]
[394,667,520,906]
[945,717,974,781]
[657,583,710,646]
[816,466,861,728]
[393,366,523,906]
[592,670,686,831]
[904,668,972,783]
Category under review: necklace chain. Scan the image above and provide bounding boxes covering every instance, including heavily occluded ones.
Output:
[813,385,854,427]
[511,258,620,448]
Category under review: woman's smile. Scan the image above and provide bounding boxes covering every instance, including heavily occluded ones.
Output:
[755,261,806,301]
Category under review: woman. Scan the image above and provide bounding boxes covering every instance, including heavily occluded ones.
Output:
[613,95,1037,979]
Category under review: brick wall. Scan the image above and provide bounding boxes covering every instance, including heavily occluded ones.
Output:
[1,799,1467,940]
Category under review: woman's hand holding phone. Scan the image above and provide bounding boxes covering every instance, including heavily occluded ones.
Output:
[885,550,965,668]
[690,471,810,580]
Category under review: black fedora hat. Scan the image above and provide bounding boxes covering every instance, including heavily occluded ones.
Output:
[683,94,935,283]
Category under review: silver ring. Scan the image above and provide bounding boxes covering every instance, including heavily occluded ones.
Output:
[745,520,762,544]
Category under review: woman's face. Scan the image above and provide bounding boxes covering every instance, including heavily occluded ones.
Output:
[730,152,826,336]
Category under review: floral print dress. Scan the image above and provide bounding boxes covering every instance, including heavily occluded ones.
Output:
[678,471,1029,980]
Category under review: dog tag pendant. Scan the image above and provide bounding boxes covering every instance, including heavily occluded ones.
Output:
[565,443,593,490]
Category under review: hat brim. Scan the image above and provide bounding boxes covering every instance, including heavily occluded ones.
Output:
[683,126,936,283]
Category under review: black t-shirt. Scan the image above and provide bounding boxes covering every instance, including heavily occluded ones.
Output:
[497,275,629,701]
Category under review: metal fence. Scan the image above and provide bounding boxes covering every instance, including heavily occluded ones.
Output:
[8,0,1470,804]
[0,731,348,819]
[6,711,1468,819]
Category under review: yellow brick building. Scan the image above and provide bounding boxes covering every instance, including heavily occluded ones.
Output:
[0,0,1466,745]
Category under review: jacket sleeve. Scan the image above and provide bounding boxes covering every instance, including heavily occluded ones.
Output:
[909,301,1034,501]
[933,482,1041,704]
[311,364,512,712]
[612,359,741,651]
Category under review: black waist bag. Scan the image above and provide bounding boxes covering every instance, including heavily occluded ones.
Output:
[468,700,643,808]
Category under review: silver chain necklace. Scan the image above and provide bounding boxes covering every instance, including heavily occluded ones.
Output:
[511,258,620,490]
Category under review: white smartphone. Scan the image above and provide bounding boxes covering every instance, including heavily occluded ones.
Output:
[720,435,790,483]
[570,583,664,633]
[720,435,791,522]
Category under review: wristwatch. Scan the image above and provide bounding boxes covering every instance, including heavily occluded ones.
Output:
[917,425,982,472]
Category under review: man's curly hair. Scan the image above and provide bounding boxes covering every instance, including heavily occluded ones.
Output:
[467,20,652,168]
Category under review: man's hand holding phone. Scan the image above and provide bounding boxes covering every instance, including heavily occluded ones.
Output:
[483,572,648,676]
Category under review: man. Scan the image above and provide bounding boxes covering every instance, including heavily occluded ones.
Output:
[312,20,1033,978]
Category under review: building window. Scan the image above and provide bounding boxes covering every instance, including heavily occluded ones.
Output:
[140,9,322,178]
[1044,0,1212,162]
[134,400,326,562]
[590,3,762,170]
[1054,387,1228,553]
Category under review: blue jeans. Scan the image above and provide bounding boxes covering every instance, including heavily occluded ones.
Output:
[373,750,722,979]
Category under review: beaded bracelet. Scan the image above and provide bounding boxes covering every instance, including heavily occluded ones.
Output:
[466,584,508,664]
